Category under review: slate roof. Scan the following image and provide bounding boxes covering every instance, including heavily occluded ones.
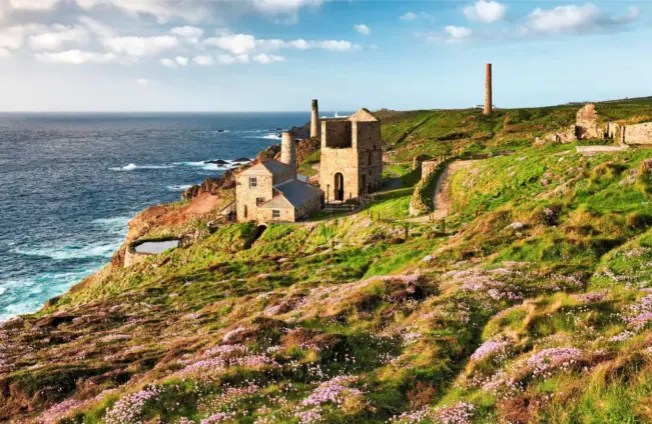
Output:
[240,160,293,176]
[259,179,323,209]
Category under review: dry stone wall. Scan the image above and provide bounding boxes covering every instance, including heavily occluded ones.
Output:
[623,122,652,145]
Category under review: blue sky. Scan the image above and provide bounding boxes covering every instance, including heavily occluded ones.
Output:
[0,0,650,112]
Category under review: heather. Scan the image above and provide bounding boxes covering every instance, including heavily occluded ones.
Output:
[1,100,652,423]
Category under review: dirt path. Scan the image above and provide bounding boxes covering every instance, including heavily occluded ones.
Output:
[405,160,478,223]
[431,160,477,220]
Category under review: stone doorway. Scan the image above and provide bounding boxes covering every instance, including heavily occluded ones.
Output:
[334,173,344,201]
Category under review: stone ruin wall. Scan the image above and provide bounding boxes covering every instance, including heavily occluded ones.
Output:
[622,122,652,145]
[421,160,441,180]
[537,103,652,145]
[575,103,605,139]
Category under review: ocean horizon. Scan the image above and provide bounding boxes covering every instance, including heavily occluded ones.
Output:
[0,111,346,322]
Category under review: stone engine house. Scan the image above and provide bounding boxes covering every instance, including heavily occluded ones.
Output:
[235,106,382,223]
[319,109,382,202]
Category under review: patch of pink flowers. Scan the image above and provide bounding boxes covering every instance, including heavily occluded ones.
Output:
[389,402,476,424]
[301,376,362,407]
[105,385,162,424]
[624,294,652,330]
[470,340,509,362]
[527,348,581,379]
[573,291,607,303]
[200,411,238,423]
[295,408,323,424]
[435,402,476,424]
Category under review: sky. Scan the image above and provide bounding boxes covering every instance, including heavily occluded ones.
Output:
[0,0,650,112]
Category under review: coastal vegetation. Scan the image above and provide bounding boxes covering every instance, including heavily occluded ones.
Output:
[1,98,652,423]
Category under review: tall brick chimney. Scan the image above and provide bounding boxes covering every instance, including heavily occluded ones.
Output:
[310,99,320,138]
[281,131,296,176]
[484,63,492,115]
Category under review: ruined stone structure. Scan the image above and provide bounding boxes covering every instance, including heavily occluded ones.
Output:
[311,99,320,138]
[537,103,652,146]
[320,109,383,203]
[575,103,605,139]
[608,121,652,145]
[484,63,492,116]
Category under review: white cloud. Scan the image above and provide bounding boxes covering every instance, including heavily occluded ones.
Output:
[463,0,506,23]
[218,54,237,65]
[400,11,435,22]
[9,0,61,10]
[205,33,257,55]
[175,55,189,66]
[137,78,150,86]
[319,40,356,51]
[288,39,310,49]
[160,58,177,67]
[78,16,114,38]
[204,32,362,56]
[0,27,28,50]
[527,3,601,33]
[445,25,473,41]
[193,55,214,65]
[253,53,285,64]
[171,26,203,44]
[0,48,11,58]
[74,0,209,23]
[28,25,89,51]
[104,35,178,57]
[217,54,251,64]
[34,49,117,64]
[74,0,324,23]
[252,0,323,14]
[354,24,371,35]
[400,12,418,21]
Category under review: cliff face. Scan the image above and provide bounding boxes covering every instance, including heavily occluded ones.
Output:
[2,102,652,424]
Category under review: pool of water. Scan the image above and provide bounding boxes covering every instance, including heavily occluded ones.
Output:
[134,240,180,255]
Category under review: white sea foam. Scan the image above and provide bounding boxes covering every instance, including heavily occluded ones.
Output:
[167,185,193,191]
[175,159,243,171]
[109,163,174,171]
[92,216,130,235]
[0,268,97,322]
[245,133,281,140]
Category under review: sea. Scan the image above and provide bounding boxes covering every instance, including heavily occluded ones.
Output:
[0,112,319,322]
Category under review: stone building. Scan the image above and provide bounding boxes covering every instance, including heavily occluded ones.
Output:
[235,132,323,223]
[319,109,383,203]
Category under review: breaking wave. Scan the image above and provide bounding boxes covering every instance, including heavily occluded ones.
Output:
[167,185,193,191]
[109,163,175,171]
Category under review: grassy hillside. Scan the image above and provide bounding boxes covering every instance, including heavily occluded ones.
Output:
[1,99,652,424]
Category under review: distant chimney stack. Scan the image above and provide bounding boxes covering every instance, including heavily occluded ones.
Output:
[311,99,320,138]
[281,131,296,175]
[484,63,492,115]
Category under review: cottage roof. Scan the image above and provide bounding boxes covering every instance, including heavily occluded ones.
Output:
[259,179,323,209]
[240,160,293,176]
[348,108,378,122]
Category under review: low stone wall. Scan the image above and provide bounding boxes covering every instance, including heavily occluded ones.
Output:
[123,237,184,267]
[623,122,652,145]
[123,248,150,268]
